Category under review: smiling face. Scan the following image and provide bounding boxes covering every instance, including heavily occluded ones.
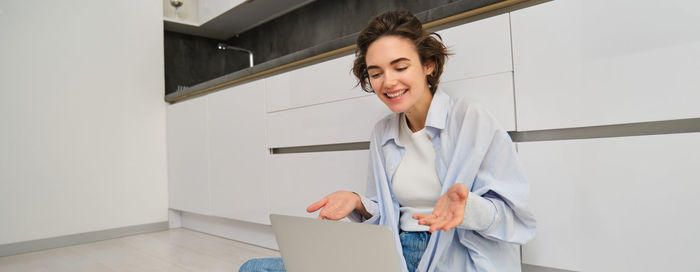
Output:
[365,35,435,114]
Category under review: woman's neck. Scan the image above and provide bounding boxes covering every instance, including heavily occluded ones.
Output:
[404,91,433,132]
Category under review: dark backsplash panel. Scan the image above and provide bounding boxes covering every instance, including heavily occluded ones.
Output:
[164,0,501,95]
[163,31,250,95]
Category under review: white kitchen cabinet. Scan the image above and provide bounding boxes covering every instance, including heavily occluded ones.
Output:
[207,80,270,224]
[266,95,391,148]
[518,132,700,271]
[438,13,513,83]
[268,150,369,219]
[440,72,516,131]
[166,96,211,215]
[511,0,700,130]
[265,54,370,113]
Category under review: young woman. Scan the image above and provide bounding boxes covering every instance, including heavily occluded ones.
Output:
[241,11,536,272]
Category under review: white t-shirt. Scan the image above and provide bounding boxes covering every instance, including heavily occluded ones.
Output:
[391,114,496,232]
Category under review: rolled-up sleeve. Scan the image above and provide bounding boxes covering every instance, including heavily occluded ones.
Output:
[458,192,497,231]
[471,125,536,244]
[346,194,380,224]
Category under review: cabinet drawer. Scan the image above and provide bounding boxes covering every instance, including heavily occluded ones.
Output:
[267,95,390,148]
[512,0,700,130]
[268,150,369,219]
[265,54,369,112]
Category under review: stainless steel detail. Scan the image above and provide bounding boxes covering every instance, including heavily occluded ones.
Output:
[217,43,254,68]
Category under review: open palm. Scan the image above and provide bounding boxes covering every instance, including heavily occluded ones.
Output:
[413,183,469,233]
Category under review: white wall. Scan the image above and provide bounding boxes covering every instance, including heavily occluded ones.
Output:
[0,0,168,245]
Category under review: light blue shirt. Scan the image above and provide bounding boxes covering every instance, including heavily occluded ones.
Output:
[357,91,536,272]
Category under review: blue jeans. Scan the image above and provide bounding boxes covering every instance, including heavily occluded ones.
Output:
[239,231,431,272]
[238,257,285,272]
[399,231,431,272]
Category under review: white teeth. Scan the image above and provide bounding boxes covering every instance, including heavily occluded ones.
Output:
[386,89,407,98]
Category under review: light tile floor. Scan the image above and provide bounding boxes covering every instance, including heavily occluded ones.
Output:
[0,228,280,272]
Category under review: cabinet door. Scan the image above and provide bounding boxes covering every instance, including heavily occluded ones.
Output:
[438,13,512,83]
[167,96,211,215]
[518,133,700,271]
[208,81,270,224]
[440,72,516,131]
[511,0,700,130]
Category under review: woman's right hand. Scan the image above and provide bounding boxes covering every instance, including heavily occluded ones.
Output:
[306,191,366,220]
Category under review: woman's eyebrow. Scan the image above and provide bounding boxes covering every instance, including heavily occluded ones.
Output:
[390,57,410,65]
[367,57,410,70]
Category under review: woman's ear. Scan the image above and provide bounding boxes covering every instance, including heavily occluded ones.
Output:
[423,60,436,76]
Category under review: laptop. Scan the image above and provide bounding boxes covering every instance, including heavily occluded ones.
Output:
[270,214,403,272]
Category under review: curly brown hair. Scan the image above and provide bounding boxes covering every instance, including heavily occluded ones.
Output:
[352,11,449,94]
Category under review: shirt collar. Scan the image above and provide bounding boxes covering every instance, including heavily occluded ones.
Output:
[424,90,450,131]
[379,91,451,147]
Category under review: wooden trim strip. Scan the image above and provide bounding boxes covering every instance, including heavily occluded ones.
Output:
[423,0,530,30]
[169,45,356,103]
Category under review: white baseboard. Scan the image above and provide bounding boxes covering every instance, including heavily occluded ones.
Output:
[168,209,183,228]
[0,221,169,257]
[179,210,278,250]
[522,264,576,272]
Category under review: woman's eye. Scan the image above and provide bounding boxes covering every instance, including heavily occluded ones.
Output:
[396,67,407,71]
[370,73,382,79]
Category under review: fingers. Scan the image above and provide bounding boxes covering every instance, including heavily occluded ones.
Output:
[318,209,342,221]
[306,198,328,213]
[410,184,470,233]
[429,216,449,233]
[414,213,463,232]
[414,213,441,229]
[442,216,463,231]
[429,216,463,232]
[413,214,430,226]
[412,214,425,220]
[309,191,360,221]
[413,212,438,223]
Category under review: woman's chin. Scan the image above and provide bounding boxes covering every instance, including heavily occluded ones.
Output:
[379,99,405,113]
[386,105,407,113]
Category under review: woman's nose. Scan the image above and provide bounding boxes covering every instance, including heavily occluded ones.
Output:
[384,72,398,89]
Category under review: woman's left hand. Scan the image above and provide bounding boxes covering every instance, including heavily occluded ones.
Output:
[413,183,469,233]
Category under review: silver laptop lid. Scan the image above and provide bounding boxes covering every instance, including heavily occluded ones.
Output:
[270,214,402,272]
